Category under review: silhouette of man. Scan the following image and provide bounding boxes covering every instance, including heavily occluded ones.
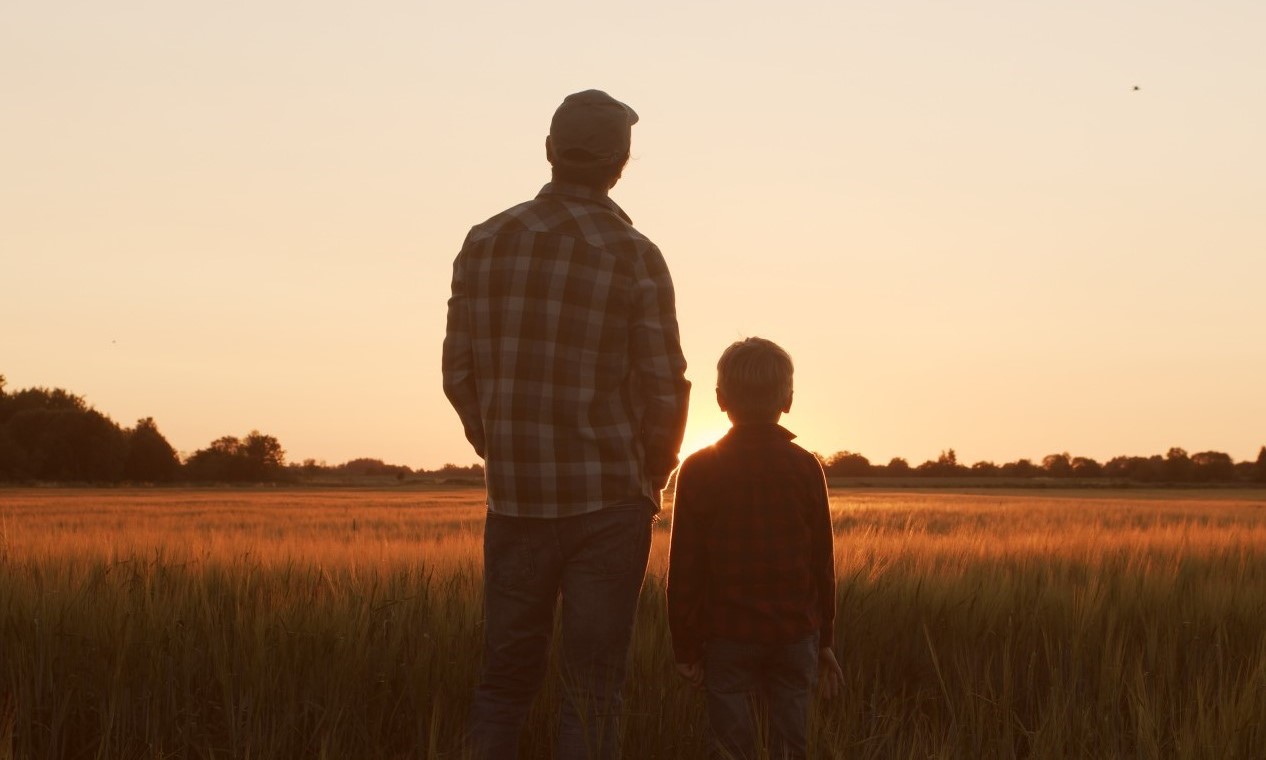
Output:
[443,89,691,759]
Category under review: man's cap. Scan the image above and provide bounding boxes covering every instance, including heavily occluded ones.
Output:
[548,89,639,168]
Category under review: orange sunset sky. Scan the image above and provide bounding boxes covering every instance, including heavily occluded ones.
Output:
[3,1,1264,470]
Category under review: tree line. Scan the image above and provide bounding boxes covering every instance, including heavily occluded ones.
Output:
[818,446,1266,484]
[0,376,481,484]
[2,375,1262,485]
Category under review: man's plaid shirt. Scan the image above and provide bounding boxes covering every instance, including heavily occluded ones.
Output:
[666,424,836,664]
[443,182,690,518]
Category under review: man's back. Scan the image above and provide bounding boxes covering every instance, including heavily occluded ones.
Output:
[450,89,690,760]
[443,181,689,518]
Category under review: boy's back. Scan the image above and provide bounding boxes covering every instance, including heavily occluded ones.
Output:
[665,337,841,760]
[668,422,834,661]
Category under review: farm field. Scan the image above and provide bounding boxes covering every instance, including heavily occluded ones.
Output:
[3,487,1266,759]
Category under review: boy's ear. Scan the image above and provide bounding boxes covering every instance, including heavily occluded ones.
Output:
[783,390,794,414]
[715,387,729,412]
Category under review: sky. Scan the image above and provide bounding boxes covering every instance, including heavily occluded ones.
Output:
[3,1,1264,470]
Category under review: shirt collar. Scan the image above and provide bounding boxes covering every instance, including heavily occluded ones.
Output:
[720,423,797,444]
[537,182,633,224]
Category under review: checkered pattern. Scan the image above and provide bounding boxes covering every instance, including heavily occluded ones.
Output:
[443,182,691,518]
[666,424,836,664]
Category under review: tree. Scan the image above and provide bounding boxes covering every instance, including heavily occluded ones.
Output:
[1042,453,1073,478]
[242,431,286,479]
[184,436,248,481]
[336,458,412,477]
[434,462,484,478]
[824,451,871,477]
[970,460,1000,476]
[1070,456,1103,478]
[1234,459,1256,480]
[1164,447,1194,482]
[1187,451,1234,482]
[1256,446,1266,483]
[123,418,180,482]
[1105,455,1165,483]
[185,431,287,482]
[0,383,150,482]
[999,458,1039,478]
[5,405,126,481]
[0,386,88,423]
[917,449,965,477]
[0,427,26,479]
[884,457,911,476]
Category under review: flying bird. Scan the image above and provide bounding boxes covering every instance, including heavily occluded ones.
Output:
[1132,85,1140,91]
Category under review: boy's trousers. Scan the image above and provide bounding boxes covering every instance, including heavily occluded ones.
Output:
[703,633,819,760]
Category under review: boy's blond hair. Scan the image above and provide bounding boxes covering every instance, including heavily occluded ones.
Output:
[716,337,794,422]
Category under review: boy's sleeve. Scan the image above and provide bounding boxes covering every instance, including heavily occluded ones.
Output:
[666,458,707,664]
[810,457,836,647]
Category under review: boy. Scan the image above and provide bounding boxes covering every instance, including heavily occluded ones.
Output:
[667,337,842,760]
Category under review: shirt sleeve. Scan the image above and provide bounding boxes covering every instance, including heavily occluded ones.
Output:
[441,247,486,458]
[810,458,836,647]
[630,244,691,480]
[666,457,708,664]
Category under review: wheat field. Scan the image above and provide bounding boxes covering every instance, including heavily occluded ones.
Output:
[2,486,1265,759]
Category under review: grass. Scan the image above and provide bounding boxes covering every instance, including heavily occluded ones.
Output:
[2,487,1265,758]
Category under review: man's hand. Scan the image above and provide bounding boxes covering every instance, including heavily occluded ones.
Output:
[675,660,704,689]
[818,647,843,700]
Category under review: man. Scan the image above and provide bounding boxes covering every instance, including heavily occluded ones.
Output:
[443,89,691,759]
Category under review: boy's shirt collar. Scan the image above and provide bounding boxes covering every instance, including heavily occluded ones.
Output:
[720,423,796,444]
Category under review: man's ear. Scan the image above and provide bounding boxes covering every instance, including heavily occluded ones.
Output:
[715,387,729,412]
[782,390,794,414]
[545,136,555,163]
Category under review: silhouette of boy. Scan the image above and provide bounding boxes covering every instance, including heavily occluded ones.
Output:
[667,337,843,760]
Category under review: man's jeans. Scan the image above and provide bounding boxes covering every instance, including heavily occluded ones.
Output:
[703,634,820,760]
[468,502,653,760]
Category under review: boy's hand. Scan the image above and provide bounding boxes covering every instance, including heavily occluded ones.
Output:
[675,661,704,689]
[818,647,844,700]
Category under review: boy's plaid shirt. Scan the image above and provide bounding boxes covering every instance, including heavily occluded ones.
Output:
[442,182,690,518]
[666,424,836,664]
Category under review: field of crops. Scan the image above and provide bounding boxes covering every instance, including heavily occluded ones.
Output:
[3,486,1266,759]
